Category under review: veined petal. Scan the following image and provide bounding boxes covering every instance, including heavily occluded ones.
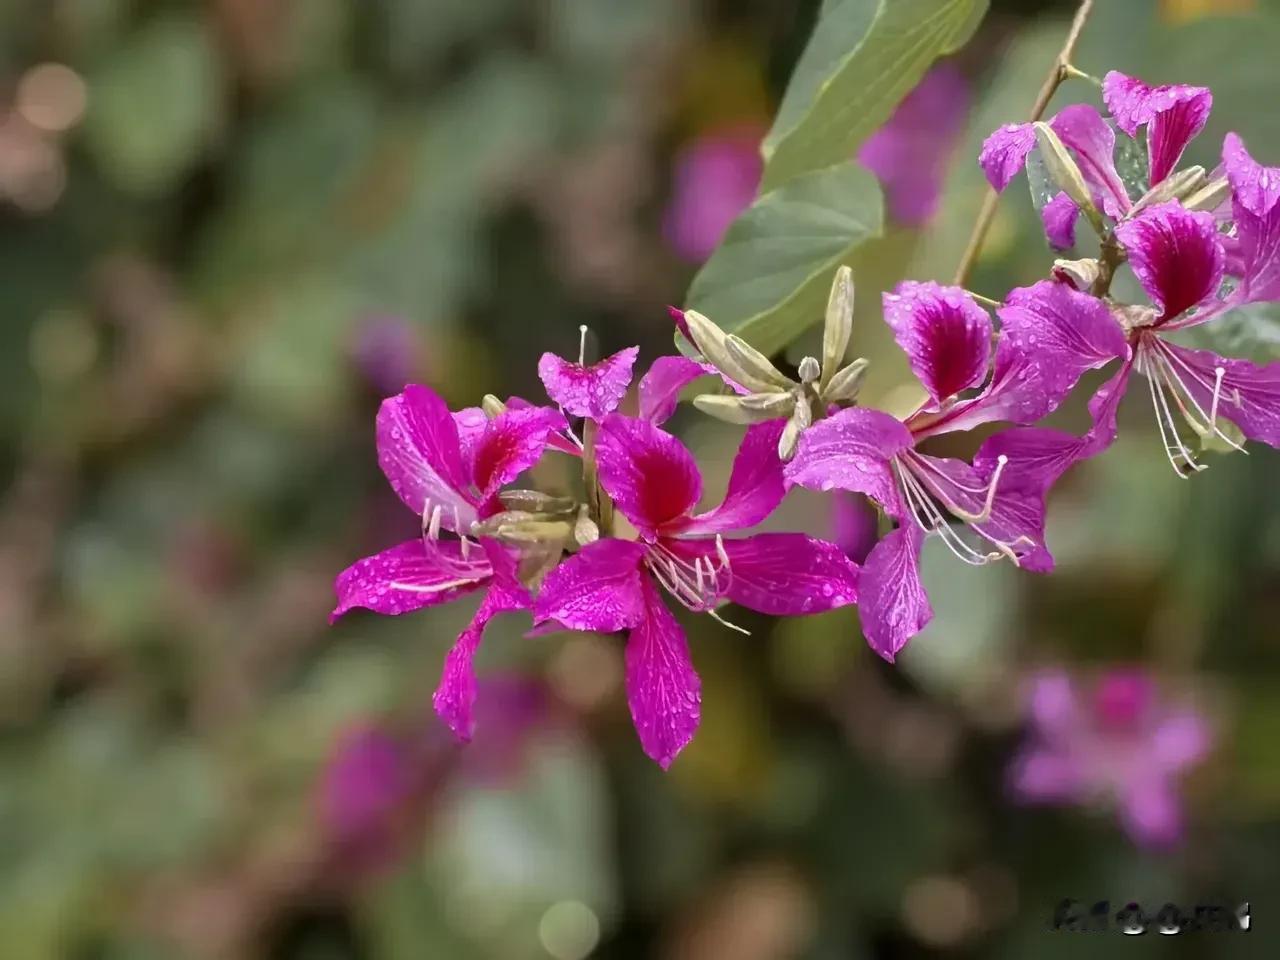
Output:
[433,552,533,741]
[667,532,858,616]
[857,523,931,662]
[676,421,787,536]
[638,355,716,424]
[538,346,639,420]
[1154,339,1280,446]
[930,281,1128,434]
[625,578,701,769]
[1041,191,1079,250]
[453,406,489,478]
[882,281,992,405]
[331,539,489,622]
[1049,104,1131,217]
[533,537,648,633]
[504,395,581,456]
[1223,131,1280,218]
[979,122,1037,191]
[785,407,915,518]
[376,385,476,531]
[596,414,703,536]
[1115,201,1224,323]
[1103,72,1211,185]
[472,404,569,501]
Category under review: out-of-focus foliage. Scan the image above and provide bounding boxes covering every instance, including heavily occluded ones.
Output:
[0,1,1278,958]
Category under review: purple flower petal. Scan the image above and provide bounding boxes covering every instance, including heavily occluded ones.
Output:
[882,281,992,405]
[666,532,859,616]
[638,355,715,424]
[1223,131,1280,218]
[471,405,568,502]
[1118,778,1184,848]
[331,539,490,622]
[1115,201,1224,322]
[433,545,533,740]
[1151,713,1212,772]
[832,492,879,565]
[1103,71,1211,185]
[784,407,915,518]
[933,281,1128,434]
[376,385,477,531]
[1049,104,1132,218]
[625,578,701,768]
[858,63,971,225]
[1009,747,1079,802]
[596,414,703,536]
[538,346,639,420]
[1152,340,1280,446]
[857,523,931,662]
[979,122,1037,191]
[533,537,648,632]
[677,421,787,536]
[664,126,763,263]
[1041,191,1079,249]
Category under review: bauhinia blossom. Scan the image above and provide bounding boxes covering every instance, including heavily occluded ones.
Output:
[330,384,566,740]
[534,414,858,767]
[1009,669,1212,847]
[784,280,1127,660]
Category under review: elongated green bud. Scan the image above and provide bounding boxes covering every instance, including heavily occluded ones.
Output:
[778,417,802,461]
[1130,165,1207,216]
[724,334,795,392]
[821,266,854,390]
[1182,177,1230,213]
[498,489,576,514]
[1034,122,1104,234]
[694,392,794,425]
[821,357,869,405]
[481,394,506,417]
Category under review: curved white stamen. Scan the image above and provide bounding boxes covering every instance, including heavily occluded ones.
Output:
[893,459,1007,566]
[427,504,443,540]
[389,577,477,594]
[902,450,1006,524]
[1149,340,1247,454]
[1140,347,1206,476]
[645,539,733,612]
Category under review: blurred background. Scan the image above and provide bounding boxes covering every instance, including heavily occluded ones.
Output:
[1,0,1278,957]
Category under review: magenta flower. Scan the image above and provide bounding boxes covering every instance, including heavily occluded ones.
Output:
[664,125,763,263]
[858,63,971,226]
[350,315,421,394]
[1009,669,1212,848]
[319,725,415,871]
[784,281,1127,660]
[980,71,1211,239]
[331,384,567,739]
[538,339,639,420]
[534,415,858,767]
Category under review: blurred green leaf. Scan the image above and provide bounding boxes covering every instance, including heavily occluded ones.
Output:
[686,160,883,355]
[82,14,225,195]
[761,0,988,191]
[1175,302,1280,364]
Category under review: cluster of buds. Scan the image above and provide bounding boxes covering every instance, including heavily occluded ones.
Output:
[681,267,869,459]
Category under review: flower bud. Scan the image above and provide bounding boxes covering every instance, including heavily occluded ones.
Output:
[1182,177,1230,213]
[573,505,599,546]
[777,417,802,461]
[1129,165,1206,217]
[693,391,794,425]
[797,355,821,384]
[724,334,796,392]
[822,265,854,389]
[481,394,506,417]
[820,357,869,405]
[1034,122,1104,234]
[1051,258,1101,290]
[498,489,576,514]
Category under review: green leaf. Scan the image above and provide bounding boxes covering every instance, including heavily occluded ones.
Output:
[684,161,883,356]
[761,0,988,191]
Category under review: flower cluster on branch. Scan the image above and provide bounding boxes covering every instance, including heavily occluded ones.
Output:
[331,70,1276,770]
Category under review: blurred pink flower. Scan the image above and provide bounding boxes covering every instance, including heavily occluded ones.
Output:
[664,125,763,262]
[350,315,420,395]
[1009,668,1213,847]
[858,63,971,226]
[319,725,415,871]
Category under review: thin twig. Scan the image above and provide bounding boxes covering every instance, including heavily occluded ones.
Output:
[951,0,1096,287]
